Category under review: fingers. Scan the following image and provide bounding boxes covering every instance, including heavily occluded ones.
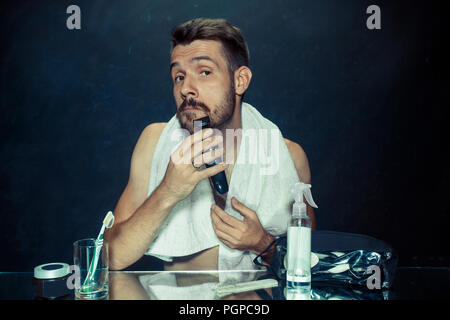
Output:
[191,134,224,161]
[211,213,240,241]
[179,128,214,160]
[211,205,244,248]
[212,228,235,249]
[211,204,245,229]
[175,129,224,167]
[213,229,235,249]
[231,197,257,220]
[211,201,266,253]
[192,146,224,168]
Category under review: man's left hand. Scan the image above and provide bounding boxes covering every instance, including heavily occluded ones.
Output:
[210,197,274,254]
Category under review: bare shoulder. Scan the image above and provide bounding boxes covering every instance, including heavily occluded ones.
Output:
[111,122,168,225]
[129,122,167,182]
[284,138,311,183]
[141,122,167,144]
[134,122,167,158]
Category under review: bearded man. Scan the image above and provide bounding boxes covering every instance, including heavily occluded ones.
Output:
[105,18,315,271]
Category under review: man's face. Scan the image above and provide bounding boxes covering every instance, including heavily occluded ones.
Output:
[170,40,236,133]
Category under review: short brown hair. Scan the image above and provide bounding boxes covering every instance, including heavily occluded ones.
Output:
[171,18,250,75]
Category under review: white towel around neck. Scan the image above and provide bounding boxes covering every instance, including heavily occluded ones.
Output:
[145,102,300,271]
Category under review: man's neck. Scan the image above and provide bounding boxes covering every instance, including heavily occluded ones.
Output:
[209,101,243,209]
[216,102,242,165]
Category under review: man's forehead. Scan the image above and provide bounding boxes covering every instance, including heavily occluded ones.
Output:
[170,40,226,68]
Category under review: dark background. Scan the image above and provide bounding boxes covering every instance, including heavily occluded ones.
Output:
[1,0,448,271]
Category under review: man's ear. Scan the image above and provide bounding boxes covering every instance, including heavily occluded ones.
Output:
[234,66,252,96]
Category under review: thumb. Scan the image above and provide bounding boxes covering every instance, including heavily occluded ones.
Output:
[231,197,256,220]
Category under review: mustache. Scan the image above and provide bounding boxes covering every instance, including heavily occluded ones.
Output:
[179,97,210,113]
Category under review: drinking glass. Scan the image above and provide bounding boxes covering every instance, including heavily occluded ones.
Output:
[73,238,109,300]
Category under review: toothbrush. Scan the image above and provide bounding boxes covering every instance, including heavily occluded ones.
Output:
[83,211,115,287]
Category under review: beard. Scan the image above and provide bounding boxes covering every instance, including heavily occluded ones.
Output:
[176,83,236,134]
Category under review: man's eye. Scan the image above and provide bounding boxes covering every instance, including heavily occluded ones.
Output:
[175,75,183,82]
[200,70,211,76]
[174,75,184,83]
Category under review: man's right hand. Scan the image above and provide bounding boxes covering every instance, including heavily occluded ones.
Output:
[160,128,228,204]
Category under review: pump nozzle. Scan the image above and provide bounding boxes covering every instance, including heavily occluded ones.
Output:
[291,182,318,209]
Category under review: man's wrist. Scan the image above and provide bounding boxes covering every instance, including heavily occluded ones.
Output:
[155,181,178,209]
[254,232,275,255]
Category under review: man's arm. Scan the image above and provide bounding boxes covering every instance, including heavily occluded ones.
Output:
[104,122,175,270]
[105,123,228,270]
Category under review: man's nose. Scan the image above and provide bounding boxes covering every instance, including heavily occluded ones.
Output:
[180,75,198,99]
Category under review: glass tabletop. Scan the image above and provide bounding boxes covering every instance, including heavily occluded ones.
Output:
[0,267,449,300]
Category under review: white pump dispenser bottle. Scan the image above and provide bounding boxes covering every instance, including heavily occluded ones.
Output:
[286,182,318,296]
